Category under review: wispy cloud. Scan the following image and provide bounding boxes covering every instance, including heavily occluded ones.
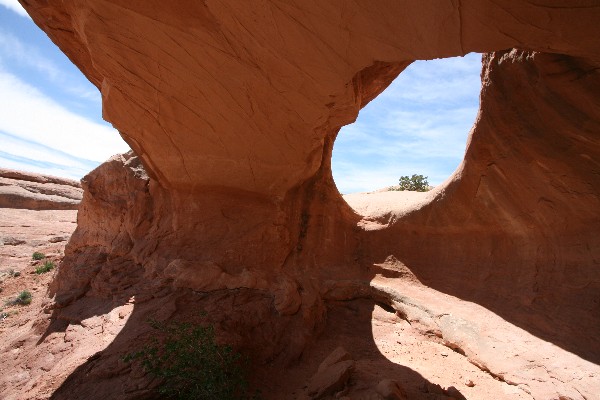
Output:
[0,0,28,18]
[332,53,482,194]
[0,131,98,179]
[0,29,61,79]
[0,69,129,170]
[0,28,100,104]
[65,85,102,102]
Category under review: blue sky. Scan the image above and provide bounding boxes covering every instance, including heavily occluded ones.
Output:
[1,1,481,192]
[0,0,129,179]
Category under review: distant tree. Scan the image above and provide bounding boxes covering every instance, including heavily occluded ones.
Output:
[397,174,429,192]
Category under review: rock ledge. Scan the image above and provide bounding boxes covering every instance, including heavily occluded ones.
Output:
[0,168,82,210]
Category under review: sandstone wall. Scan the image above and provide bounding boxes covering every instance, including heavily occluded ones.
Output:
[366,50,600,359]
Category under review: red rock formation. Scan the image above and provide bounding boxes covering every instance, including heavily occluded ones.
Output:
[21,1,600,195]
[367,49,600,352]
[15,1,600,398]
[0,168,82,210]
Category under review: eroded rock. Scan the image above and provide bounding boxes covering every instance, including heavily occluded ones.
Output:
[1,236,26,246]
[307,359,354,399]
[375,379,407,400]
[0,168,82,210]
[317,346,352,374]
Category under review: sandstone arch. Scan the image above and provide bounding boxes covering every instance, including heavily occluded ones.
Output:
[23,0,600,194]
[16,1,600,398]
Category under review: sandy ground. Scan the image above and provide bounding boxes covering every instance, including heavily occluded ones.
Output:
[342,189,437,231]
[0,208,77,313]
[258,298,533,399]
[0,209,78,399]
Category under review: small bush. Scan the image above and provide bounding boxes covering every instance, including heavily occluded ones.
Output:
[35,261,54,275]
[9,290,32,306]
[124,320,254,400]
[396,174,430,192]
[32,252,45,260]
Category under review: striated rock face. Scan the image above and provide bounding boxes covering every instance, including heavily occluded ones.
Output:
[21,0,600,196]
[17,1,600,398]
[0,168,82,210]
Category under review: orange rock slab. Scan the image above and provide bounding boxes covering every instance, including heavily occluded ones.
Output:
[0,168,82,210]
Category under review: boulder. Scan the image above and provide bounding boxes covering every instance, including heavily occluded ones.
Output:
[375,379,407,400]
[307,360,354,399]
[316,347,351,373]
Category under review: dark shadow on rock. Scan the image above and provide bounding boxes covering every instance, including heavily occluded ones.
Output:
[282,298,468,400]
[360,220,600,366]
[47,289,466,399]
[349,50,600,366]
[37,260,149,346]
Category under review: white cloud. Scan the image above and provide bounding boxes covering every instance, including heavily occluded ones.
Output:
[1,131,95,169]
[0,157,82,180]
[0,132,97,179]
[0,30,61,80]
[0,25,127,179]
[65,85,102,102]
[0,69,130,165]
[333,156,454,195]
[0,29,100,103]
[0,0,29,18]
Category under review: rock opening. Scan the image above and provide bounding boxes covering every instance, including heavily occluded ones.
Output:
[332,54,481,197]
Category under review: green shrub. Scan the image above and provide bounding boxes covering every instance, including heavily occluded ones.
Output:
[9,290,32,306]
[396,174,430,192]
[35,261,54,274]
[32,252,45,260]
[124,320,255,400]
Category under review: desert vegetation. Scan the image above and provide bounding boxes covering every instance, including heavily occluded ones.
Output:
[124,319,256,400]
[6,290,32,306]
[390,174,430,192]
[35,260,54,274]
